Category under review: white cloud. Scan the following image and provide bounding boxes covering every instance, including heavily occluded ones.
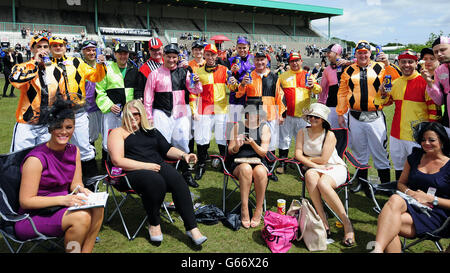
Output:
[366,0,381,6]
[281,0,450,45]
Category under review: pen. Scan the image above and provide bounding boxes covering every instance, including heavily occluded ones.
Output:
[69,185,81,195]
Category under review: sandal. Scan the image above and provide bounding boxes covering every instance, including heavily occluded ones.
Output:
[250,217,261,228]
[241,219,251,229]
[342,231,355,247]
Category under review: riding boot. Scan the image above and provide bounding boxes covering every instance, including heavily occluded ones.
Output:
[195,144,209,180]
[276,149,289,174]
[181,160,199,188]
[268,150,278,181]
[189,138,195,154]
[351,168,368,194]
[395,170,403,181]
[378,168,391,184]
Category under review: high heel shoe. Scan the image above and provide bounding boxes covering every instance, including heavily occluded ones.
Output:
[241,219,251,229]
[149,227,163,243]
[186,230,208,246]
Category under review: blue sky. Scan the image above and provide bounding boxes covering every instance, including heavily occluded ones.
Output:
[275,0,450,45]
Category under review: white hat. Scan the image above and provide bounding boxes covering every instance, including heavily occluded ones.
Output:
[302,103,331,128]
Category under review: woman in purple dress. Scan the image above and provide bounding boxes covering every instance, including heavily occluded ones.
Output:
[373,122,450,253]
[15,99,104,253]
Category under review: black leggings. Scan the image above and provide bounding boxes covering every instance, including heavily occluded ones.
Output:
[125,161,197,231]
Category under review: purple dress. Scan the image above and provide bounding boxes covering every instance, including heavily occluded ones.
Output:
[14,143,77,240]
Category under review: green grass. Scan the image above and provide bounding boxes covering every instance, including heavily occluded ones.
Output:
[0,78,448,253]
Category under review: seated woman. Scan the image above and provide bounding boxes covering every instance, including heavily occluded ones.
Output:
[107,99,207,245]
[372,122,450,253]
[228,101,271,228]
[294,103,354,246]
[15,98,104,253]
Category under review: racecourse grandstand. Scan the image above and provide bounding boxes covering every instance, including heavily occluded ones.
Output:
[0,0,345,53]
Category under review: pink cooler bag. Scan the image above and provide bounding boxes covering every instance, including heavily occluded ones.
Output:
[261,210,298,253]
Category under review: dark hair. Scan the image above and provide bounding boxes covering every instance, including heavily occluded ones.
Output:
[413,122,450,156]
[39,96,78,132]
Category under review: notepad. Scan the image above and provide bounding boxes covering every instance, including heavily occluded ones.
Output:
[67,192,109,211]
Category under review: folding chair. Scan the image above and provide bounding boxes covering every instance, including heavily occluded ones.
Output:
[402,216,450,252]
[286,128,370,223]
[103,156,175,241]
[358,179,398,214]
[0,147,63,253]
[210,121,281,214]
[359,179,449,252]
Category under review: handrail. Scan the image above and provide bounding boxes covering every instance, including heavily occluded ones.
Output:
[0,22,86,35]
[164,29,346,47]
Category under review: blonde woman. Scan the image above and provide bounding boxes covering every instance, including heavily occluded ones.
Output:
[107,100,207,245]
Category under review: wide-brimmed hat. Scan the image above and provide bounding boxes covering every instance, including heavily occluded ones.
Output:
[302,103,331,128]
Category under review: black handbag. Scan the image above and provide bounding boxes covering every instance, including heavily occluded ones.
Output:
[222,213,241,231]
[194,204,225,225]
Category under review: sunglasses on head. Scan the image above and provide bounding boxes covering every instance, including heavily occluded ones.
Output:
[82,40,97,48]
[356,42,371,51]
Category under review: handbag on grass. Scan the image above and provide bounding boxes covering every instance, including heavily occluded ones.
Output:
[297,198,327,251]
[261,210,298,253]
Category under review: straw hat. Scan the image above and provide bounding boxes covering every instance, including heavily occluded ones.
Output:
[302,103,331,129]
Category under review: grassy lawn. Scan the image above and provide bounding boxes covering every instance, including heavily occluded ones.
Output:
[0,78,447,254]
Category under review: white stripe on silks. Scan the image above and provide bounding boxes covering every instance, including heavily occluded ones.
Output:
[147,60,162,72]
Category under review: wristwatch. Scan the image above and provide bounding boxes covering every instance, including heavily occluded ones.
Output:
[432,196,439,207]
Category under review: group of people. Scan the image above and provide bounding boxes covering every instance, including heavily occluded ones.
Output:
[6,30,449,253]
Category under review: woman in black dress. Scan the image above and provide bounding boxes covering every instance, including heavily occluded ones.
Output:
[228,101,271,228]
[373,122,450,253]
[108,100,207,245]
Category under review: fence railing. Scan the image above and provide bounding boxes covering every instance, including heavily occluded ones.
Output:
[165,29,346,47]
[0,22,86,35]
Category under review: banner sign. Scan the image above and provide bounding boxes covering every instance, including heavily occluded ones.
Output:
[99,27,152,36]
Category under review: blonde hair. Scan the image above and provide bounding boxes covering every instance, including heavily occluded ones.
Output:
[122,99,153,133]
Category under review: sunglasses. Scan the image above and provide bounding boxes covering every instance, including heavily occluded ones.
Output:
[307,115,321,120]
[356,42,371,51]
[131,112,141,117]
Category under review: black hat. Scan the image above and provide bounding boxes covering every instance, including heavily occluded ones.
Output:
[254,51,267,58]
[114,43,129,53]
[420,47,434,59]
[191,40,204,49]
[164,43,180,54]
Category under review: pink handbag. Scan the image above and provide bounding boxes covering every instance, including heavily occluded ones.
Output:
[261,210,298,253]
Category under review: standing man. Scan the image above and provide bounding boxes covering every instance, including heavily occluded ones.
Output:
[194,44,237,181]
[235,51,287,180]
[337,40,391,191]
[319,43,351,128]
[49,36,106,179]
[227,36,255,123]
[144,43,203,187]
[80,40,104,154]
[136,37,164,100]
[188,40,205,157]
[96,43,141,157]
[374,49,440,180]
[422,36,450,137]
[276,52,321,174]
[9,34,66,152]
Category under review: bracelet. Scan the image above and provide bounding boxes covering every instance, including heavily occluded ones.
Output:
[181,153,187,160]
[404,189,410,195]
